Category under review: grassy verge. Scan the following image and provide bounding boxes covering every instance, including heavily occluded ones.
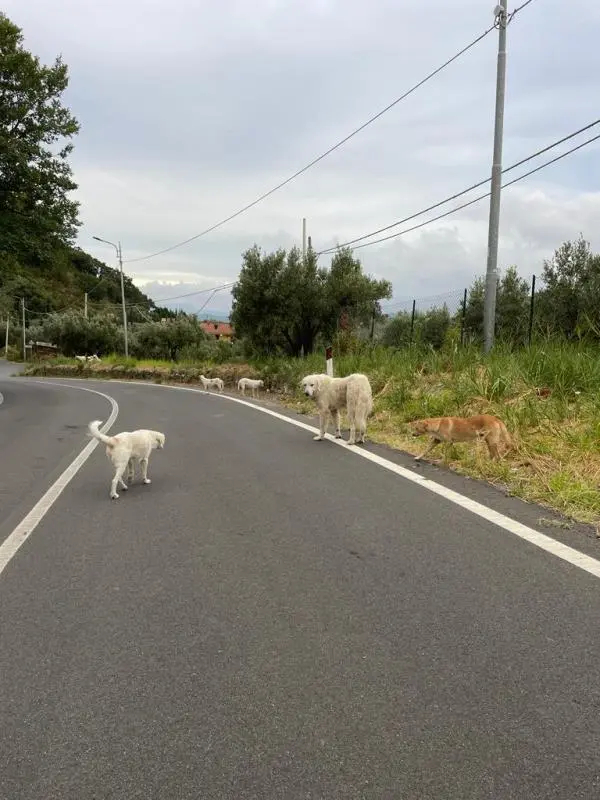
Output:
[20,342,600,526]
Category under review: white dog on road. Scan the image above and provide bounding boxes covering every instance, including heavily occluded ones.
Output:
[238,377,264,398]
[301,373,373,445]
[199,375,224,391]
[88,420,166,500]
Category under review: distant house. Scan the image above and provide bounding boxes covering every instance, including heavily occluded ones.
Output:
[200,320,234,341]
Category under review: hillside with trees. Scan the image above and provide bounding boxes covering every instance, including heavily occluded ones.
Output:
[0,12,171,347]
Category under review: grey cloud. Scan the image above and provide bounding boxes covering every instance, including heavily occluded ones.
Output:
[3,0,599,310]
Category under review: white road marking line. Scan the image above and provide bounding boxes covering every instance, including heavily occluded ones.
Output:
[0,391,4,406]
[23,377,600,581]
[0,383,119,578]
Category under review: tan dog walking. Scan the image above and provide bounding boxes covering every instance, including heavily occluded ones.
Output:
[409,414,513,461]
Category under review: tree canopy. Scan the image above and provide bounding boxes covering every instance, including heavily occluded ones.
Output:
[0,12,80,265]
[231,245,392,356]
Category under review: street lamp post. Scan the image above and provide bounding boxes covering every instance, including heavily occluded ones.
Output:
[92,235,129,358]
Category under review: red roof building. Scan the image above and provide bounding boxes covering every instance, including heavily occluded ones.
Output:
[200,320,234,340]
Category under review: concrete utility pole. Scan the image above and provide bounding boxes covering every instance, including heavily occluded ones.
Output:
[21,298,26,361]
[84,292,88,319]
[4,315,9,359]
[302,218,307,259]
[93,235,129,358]
[483,0,508,353]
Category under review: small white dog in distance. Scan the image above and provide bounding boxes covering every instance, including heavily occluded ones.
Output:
[238,377,264,398]
[88,420,166,500]
[199,375,224,391]
[301,373,373,445]
[75,353,101,363]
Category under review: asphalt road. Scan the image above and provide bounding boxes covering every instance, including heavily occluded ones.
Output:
[0,365,110,541]
[2,374,600,799]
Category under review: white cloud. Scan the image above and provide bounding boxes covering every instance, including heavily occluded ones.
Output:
[5,0,600,313]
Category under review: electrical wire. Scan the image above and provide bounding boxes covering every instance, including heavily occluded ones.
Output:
[331,130,600,252]
[317,119,600,253]
[123,23,500,265]
[149,282,236,304]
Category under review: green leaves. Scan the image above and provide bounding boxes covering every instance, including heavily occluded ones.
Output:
[231,245,392,356]
[0,12,80,264]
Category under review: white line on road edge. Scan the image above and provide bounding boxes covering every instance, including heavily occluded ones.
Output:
[22,378,600,581]
[0,383,119,578]
[0,391,4,406]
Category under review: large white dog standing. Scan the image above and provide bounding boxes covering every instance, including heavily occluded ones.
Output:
[301,373,373,445]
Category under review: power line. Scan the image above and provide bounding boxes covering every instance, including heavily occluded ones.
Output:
[385,287,466,311]
[317,120,600,254]
[327,129,600,252]
[123,22,500,265]
[150,281,236,304]
[510,0,538,15]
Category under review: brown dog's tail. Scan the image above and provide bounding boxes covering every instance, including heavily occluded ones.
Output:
[88,420,117,448]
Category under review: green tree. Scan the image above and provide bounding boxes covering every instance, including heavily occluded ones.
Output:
[231,245,391,356]
[537,235,600,339]
[133,317,208,361]
[322,247,392,340]
[380,312,413,348]
[495,265,530,344]
[0,12,80,264]
[461,276,485,342]
[420,305,451,349]
[32,311,120,356]
[231,246,293,355]
[458,267,531,346]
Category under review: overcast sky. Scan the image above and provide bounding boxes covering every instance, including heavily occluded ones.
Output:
[7,0,600,315]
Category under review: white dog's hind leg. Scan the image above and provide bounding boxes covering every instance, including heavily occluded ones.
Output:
[111,463,128,499]
[140,457,152,484]
[334,410,342,439]
[347,421,357,445]
[357,413,367,443]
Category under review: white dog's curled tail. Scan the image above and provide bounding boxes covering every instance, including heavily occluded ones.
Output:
[88,420,117,447]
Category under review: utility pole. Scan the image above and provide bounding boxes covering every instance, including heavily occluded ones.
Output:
[21,298,26,361]
[93,235,129,358]
[4,315,9,359]
[84,292,88,319]
[483,0,508,354]
[117,241,128,358]
[302,218,307,259]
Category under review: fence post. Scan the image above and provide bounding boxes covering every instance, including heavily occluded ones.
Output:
[528,274,536,347]
[325,345,333,377]
[460,288,467,346]
[409,300,416,345]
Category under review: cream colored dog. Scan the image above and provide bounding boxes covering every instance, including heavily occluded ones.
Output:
[238,377,264,397]
[88,420,166,500]
[199,375,224,391]
[301,373,373,445]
